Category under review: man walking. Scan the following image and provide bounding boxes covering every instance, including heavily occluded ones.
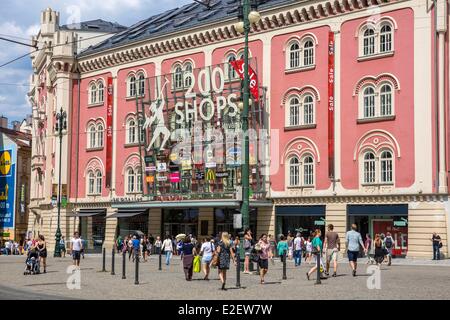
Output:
[324,224,340,277]
[70,231,83,269]
[384,232,394,266]
[345,224,366,277]
[293,233,303,267]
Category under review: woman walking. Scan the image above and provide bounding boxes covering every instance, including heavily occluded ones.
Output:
[181,236,196,281]
[243,229,253,274]
[365,234,375,265]
[162,235,173,266]
[306,229,323,280]
[217,232,235,290]
[257,234,271,284]
[36,235,47,273]
[305,237,313,264]
[200,237,215,280]
[277,235,288,261]
[374,234,385,266]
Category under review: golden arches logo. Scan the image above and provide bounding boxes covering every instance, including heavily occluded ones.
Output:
[0,151,12,176]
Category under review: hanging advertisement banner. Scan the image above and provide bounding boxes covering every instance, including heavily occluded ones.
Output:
[328,32,335,179]
[0,147,16,230]
[169,172,181,183]
[229,59,259,100]
[105,77,114,188]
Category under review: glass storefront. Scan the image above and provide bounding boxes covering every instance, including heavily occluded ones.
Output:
[163,209,199,237]
[347,204,408,257]
[117,212,149,238]
[79,212,106,253]
[214,208,257,237]
[275,206,326,241]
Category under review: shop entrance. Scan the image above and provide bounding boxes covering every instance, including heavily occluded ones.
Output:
[275,205,326,241]
[163,208,199,237]
[347,204,408,257]
[77,209,106,254]
[110,209,149,239]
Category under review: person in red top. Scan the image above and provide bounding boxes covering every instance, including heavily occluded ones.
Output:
[257,234,272,284]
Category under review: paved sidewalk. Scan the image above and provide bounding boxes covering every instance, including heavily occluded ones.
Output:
[0,254,449,300]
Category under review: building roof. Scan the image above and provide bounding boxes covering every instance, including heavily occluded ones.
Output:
[61,19,127,33]
[0,127,32,148]
[78,0,299,57]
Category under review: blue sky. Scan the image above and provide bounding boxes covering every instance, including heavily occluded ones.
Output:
[0,0,191,124]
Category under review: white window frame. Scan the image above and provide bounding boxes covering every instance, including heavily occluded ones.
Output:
[359,82,395,120]
[126,167,142,194]
[97,81,104,103]
[88,171,95,195]
[286,154,315,188]
[359,21,395,58]
[302,155,314,186]
[126,117,138,144]
[173,64,184,90]
[285,93,316,127]
[288,96,300,127]
[226,53,238,81]
[97,123,104,147]
[89,83,98,105]
[285,37,316,71]
[137,73,145,97]
[360,149,394,185]
[95,170,103,195]
[88,124,96,148]
[127,75,137,97]
[288,156,300,187]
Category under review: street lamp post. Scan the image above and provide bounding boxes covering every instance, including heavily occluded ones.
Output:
[54,108,67,257]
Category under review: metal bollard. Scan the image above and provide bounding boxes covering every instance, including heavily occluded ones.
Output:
[102,248,106,272]
[122,251,126,279]
[315,250,321,285]
[236,250,241,288]
[134,251,139,285]
[111,248,115,275]
[158,249,162,271]
[282,250,287,280]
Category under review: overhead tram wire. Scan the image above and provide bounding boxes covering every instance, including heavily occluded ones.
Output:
[0,31,120,69]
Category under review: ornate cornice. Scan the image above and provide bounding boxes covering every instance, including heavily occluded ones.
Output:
[78,0,401,73]
[272,193,449,205]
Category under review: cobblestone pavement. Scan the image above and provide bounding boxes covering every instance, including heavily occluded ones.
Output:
[0,254,449,300]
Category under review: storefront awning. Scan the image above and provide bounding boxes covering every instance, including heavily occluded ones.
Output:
[276,205,326,216]
[347,204,408,216]
[107,209,148,219]
[69,208,106,217]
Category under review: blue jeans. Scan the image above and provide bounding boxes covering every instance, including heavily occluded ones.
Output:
[294,250,302,266]
[165,251,172,265]
[433,244,440,260]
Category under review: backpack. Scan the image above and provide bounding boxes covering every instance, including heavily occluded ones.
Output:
[385,237,393,248]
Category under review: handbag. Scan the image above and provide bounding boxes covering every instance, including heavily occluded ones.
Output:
[193,256,201,273]
[210,252,219,268]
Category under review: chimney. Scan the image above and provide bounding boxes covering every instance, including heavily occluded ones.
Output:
[12,121,21,131]
[0,116,8,128]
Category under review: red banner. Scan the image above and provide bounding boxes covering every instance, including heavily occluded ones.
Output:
[328,32,335,179]
[105,77,113,188]
[229,59,259,100]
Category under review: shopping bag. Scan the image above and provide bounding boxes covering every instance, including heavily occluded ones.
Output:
[193,256,201,273]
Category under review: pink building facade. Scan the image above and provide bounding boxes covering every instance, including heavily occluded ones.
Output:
[29,0,450,258]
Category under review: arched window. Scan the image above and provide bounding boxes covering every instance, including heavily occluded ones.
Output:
[173,65,183,90]
[138,118,145,144]
[88,171,95,194]
[380,151,393,183]
[95,170,102,194]
[184,62,193,88]
[227,54,237,80]
[97,81,104,103]
[363,152,376,183]
[127,168,135,193]
[127,118,137,144]
[303,40,314,66]
[303,156,314,186]
[380,24,393,53]
[89,83,97,104]
[303,95,314,125]
[289,42,300,69]
[289,96,300,126]
[128,75,136,97]
[97,123,104,147]
[136,168,142,193]
[137,73,145,96]
[363,86,376,118]
[380,84,392,116]
[363,28,376,56]
[88,124,96,148]
[289,157,300,186]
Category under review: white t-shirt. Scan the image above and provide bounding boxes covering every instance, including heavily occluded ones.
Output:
[71,238,82,251]
[294,237,303,251]
[200,242,215,258]
[306,241,312,252]
[162,239,173,252]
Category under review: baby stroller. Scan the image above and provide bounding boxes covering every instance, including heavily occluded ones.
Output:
[24,250,40,275]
